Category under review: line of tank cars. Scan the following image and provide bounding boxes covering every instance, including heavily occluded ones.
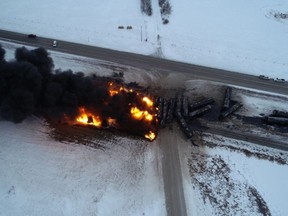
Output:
[156,86,288,144]
[155,87,243,144]
[264,110,288,126]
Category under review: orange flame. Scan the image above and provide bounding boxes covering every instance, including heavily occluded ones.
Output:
[108,82,134,96]
[130,107,153,122]
[73,82,158,141]
[107,118,117,127]
[145,131,156,141]
[142,96,154,107]
[76,107,101,127]
[109,90,119,96]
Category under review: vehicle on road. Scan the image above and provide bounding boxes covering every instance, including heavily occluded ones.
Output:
[258,75,269,80]
[274,78,285,83]
[53,40,57,47]
[27,34,37,38]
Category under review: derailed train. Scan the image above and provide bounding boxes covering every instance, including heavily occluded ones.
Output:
[156,93,215,141]
[264,110,288,126]
[155,85,287,144]
[218,87,242,120]
[155,86,244,143]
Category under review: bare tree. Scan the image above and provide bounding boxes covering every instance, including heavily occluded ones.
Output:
[141,0,153,16]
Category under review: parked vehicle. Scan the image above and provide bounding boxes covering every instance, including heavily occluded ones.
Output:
[53,40,57,47]
[27,34,37,38]
[274,78,285,83]
[258,75,269,80]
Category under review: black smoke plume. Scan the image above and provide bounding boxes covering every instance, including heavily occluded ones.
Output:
[0,46,43,122]
[15,46,54,77]
[0,45,5,61]
[0,45,157,138]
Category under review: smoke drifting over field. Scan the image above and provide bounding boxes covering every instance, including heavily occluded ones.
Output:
[0,45,158,140]
[0,45,46,122]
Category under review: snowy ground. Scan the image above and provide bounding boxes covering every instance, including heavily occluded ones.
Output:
[1,41,288,215]
[1,2,288,216]
[0,0,287,79]
[0,117,165,216]
[180,134,288,216]
[0,42,166,216]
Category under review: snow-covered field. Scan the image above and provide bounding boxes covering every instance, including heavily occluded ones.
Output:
[1,0,288,214]
[0,0,287,79]
[180,134,288,216]
[1,41,288,215]
[175,79,288,216]
[0,117,165,216]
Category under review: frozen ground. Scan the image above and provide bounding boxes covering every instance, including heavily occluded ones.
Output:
[179,133,288,216]
[0,0,287,79]
[0,117,165,216]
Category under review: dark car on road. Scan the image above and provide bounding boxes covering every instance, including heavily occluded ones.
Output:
[258,75,270,80]
[27,34,37,38]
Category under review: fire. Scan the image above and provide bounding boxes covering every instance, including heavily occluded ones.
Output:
[107,118,117,127]
[145,131,156,141]
[76,107,101,127]
[142,96,154,107]
[109,90,119,96]
[108,82,134,96]
[130,107,153,122]
[70,81,159,142]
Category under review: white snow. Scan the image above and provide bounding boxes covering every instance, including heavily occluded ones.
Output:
[0,117,165,216]
[234,88,288,116]
[178,133,288,216]
[2,40,288,215]
[205,135,288,216]
[0,0,287,79]
[1,1,288,214]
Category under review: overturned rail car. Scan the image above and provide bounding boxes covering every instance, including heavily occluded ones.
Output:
[189,105,212,118]
[175,111,193,139]
[265,116,288,126]
[219,102,242,119]
[222,87,232,110]
[272,110,288,118]
[189,97,215,111]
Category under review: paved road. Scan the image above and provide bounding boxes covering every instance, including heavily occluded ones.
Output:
[159,129,187,216]
[1,29,287,216]
[1,29,288,96]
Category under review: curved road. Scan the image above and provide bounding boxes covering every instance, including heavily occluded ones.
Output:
[1,29,287,216]
[1,29,288,96]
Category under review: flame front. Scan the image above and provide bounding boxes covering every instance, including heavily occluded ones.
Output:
[142,97,153,107]
[76,107,101,127]
[145,131,156,141]
[130,107,153,122]
[72,82,159,142]
[109,90,119,96]
[109,82,134,96]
